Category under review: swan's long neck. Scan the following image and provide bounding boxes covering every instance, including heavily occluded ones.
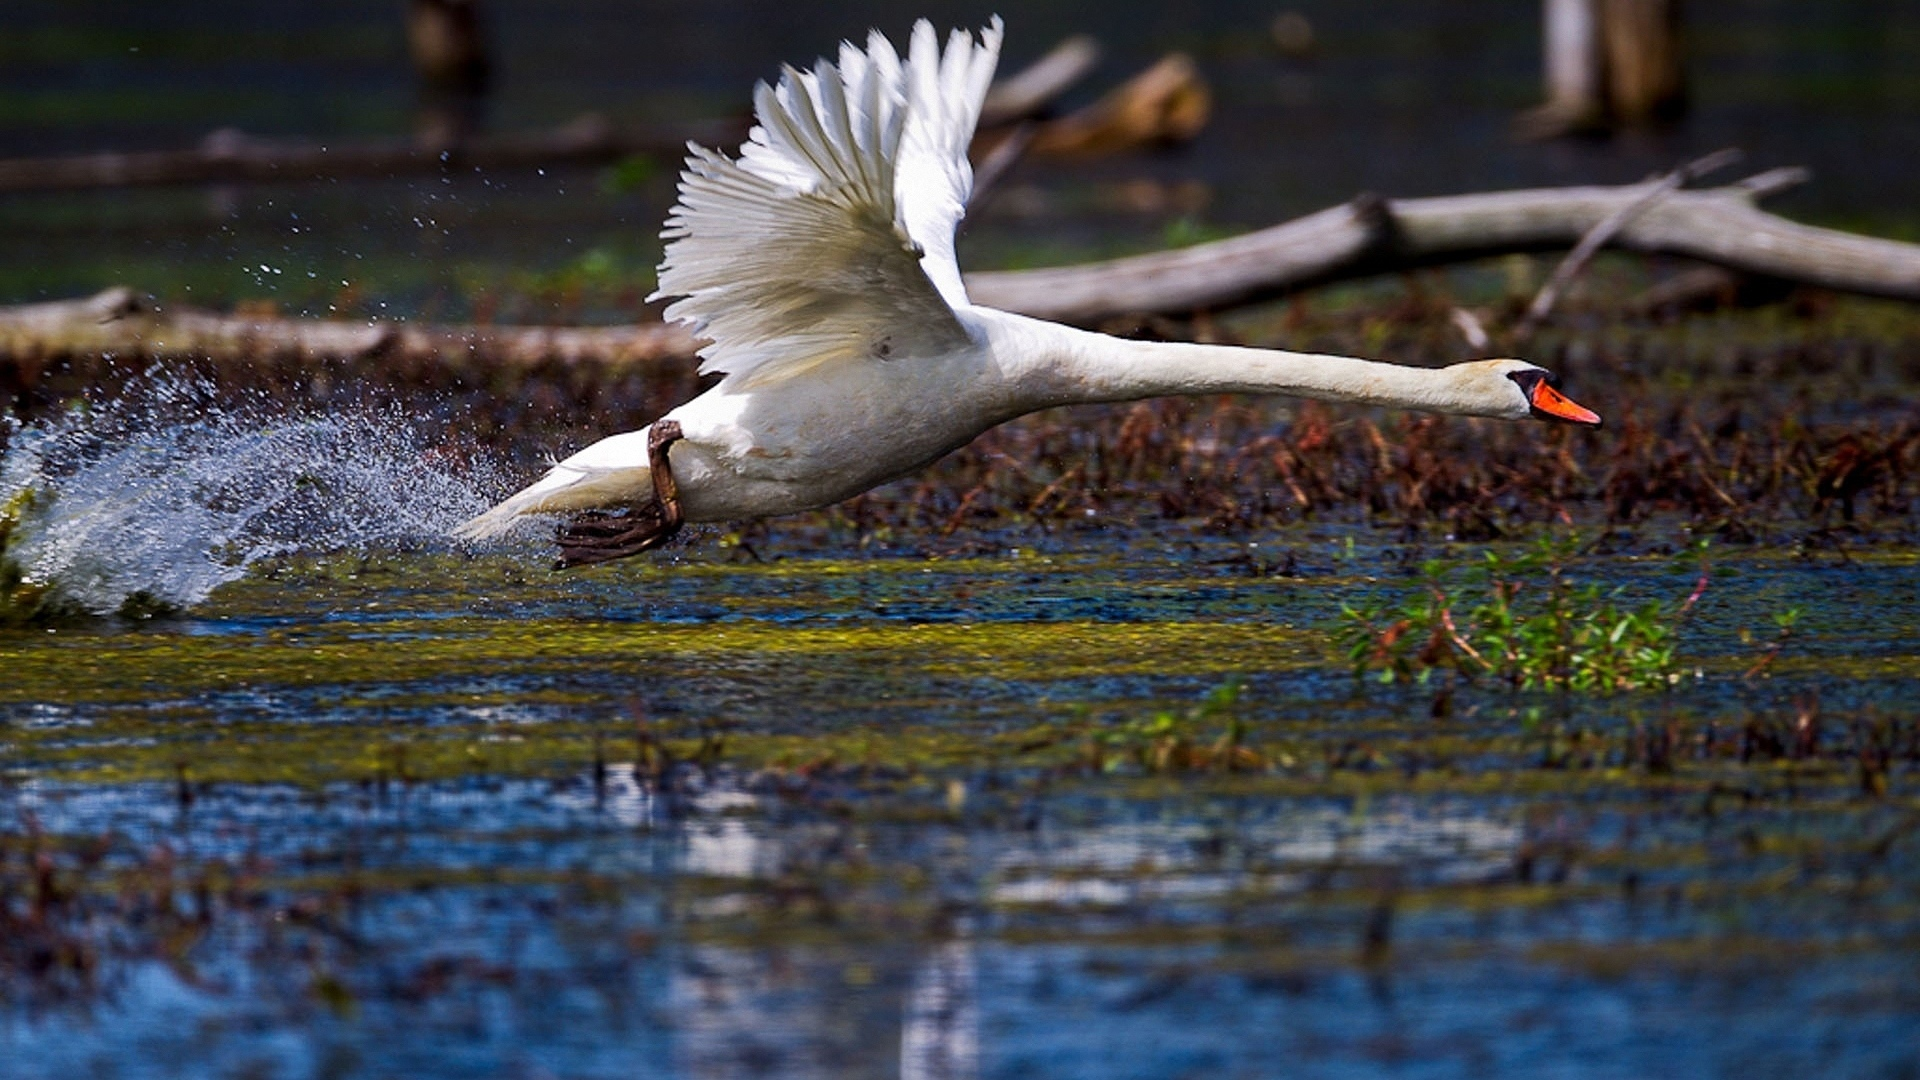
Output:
[1009,318,1521,420]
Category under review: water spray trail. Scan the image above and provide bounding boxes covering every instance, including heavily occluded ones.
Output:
[0,379,504,615]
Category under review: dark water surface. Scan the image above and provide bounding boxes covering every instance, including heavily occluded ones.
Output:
[3,1,1919,317]
[2,530,1917,1078]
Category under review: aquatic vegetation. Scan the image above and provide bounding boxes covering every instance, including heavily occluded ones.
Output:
[1070,678,1267,774]
[1337,535,1719,691]
[1,530,1915,1078]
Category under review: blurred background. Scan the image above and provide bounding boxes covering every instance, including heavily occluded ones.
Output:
[2,0,1917,324]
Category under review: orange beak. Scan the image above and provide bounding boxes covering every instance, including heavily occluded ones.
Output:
[1529,379,1602,427]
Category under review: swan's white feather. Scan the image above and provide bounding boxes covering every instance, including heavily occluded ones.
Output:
[451,428,658,540]
[898,19,1003,308]
[651,18,1002,389]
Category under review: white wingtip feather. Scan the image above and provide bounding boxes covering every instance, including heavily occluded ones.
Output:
[650,19,1003,387]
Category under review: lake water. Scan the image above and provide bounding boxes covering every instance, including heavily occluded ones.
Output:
[3,493,1917,1076]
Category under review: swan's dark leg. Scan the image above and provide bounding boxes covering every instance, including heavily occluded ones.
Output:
[554,420,685,568]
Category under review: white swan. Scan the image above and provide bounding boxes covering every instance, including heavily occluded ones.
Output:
[456,18,1599,565]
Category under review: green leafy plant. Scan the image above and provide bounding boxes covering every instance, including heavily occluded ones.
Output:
[1080,678,1264,774]
[1742,606,1803,680]
[1336,536,1712,693]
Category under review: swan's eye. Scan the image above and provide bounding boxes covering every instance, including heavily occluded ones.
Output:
[1505,368,1550,397]
[874,336,894,360]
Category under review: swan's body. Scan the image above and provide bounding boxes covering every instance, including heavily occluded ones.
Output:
[457,19,1598,557]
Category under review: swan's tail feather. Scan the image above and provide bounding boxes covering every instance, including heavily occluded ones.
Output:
[453,429,659,542]
[452,502,526,542]
[452,464,615,541]
[450,482,555,542]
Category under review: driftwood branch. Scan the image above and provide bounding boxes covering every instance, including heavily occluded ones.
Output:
[0,35,1110,197]
[968,122,1037,210]
[1024,53,1211,156]
[966,170,1920,323]
[1515,147,1743,335]
[972,50,1213,208]
[980,35,1101,127]
[0,115,743,195]
[0,288,695,368]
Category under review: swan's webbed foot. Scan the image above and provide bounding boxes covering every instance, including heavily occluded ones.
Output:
[554,503,677,567]
[553,420,685,569]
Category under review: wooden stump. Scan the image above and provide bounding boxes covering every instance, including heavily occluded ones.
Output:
[1520,0,1685,137]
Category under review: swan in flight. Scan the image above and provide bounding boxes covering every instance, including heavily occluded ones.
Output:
[456,18,1599,566]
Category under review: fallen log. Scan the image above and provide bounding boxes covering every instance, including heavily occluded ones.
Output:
[0,288,695,368]
[966,169,1920,323]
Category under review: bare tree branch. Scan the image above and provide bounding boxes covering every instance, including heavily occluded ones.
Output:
[980,36,1101,127]
[0,116,744,195]
[0,288,695,368]
[1515,147,1742,336]
[966,170,1920,323]
[0,36,1108,197]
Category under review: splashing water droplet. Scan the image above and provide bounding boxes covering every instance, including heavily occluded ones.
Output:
[1,378,505,616]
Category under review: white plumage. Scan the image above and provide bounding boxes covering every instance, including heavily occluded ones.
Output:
[456,18,1597,555]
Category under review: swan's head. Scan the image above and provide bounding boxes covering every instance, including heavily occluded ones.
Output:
[1454,359,1603,427]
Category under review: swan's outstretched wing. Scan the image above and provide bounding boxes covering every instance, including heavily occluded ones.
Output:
[652,18,1003,389]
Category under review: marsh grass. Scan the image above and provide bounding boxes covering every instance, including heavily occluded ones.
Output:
[1076,678,1267,775]
[1336,535,1750,692]
[8,293,1919,564]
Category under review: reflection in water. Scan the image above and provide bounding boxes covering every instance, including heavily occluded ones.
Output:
[902,939,980,1080]
[6,754,1918,1077]
[614,776,1519,1077]
[991,810,1518,907]
[642,784,1522,1077]
[549,767,987,1076]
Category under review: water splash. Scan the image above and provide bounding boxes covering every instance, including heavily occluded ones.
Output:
[0,378,504,617]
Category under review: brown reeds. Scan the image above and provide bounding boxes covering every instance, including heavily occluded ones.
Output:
[5,292,1917,548]
[852,395,1917,545]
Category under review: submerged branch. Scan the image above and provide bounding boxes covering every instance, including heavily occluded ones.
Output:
[979,35,1102,127]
